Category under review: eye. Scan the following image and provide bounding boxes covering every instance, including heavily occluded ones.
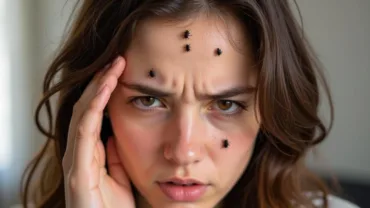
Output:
[131,96,164,109]
[212,100,247,115]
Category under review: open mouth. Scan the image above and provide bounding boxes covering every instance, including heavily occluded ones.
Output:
[157,178,208,202]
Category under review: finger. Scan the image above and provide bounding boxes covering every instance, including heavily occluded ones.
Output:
[106,137,131,190]
[72,85,111,170]
[64,56,125,170]
[63,63,109,170]
[95,56,125,94]
[78,56,122,106]
[95,139,105,169]
[67,56,124,143]
[70,56,124,127]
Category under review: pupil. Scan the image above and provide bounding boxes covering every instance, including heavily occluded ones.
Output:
[218,100,232,110]
[141,97,155,106]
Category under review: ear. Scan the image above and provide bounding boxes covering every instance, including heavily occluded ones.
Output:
[106,136,132,190]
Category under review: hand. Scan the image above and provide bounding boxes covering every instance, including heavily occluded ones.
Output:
[62,56,135,208]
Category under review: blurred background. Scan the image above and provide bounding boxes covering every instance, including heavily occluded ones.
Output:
[0,0,369,207]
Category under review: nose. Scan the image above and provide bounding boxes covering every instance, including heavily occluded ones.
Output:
[163,108,206,166]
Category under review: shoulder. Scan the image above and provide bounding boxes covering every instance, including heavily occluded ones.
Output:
[312,195,360,208]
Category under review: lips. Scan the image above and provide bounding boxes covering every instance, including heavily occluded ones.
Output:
[157,178,208,202]
[163,178,205,186]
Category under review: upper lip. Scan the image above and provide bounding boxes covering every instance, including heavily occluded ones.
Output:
[159,177,206,185]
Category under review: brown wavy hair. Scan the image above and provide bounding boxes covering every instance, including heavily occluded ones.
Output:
[21,0,334,207]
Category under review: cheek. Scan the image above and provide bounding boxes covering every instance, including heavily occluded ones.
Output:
[220,110,259,159]
[215,117,259,187]
[107,96,162,174]
[220,130,257,170]
[115,119,155,159]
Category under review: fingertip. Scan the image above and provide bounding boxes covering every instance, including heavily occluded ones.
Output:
[112,56,121,66]
[119,55,126,65]
[118,56,127,72]
[110,56,126,78]
[114,55,126,68]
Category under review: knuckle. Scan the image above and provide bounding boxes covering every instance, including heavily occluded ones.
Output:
[76,124,88,139]
[97,76,106,86]
[106,74,116,84]
[99,74,115,87]
[67,173,80,191]
[87,99,100,112]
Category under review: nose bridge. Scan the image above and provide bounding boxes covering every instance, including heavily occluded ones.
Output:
[178,106,196,144]
[164,106,205,165]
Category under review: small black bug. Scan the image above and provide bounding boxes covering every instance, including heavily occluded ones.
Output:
[222,139,229,148]
[184,30,191,39]
[216,48,222,56]
[149,69,155,78]
[185,44,191,52]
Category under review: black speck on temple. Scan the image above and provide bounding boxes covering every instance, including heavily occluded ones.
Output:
[149,69,156,78]
[222,139,229,148]
[185,44,191,52]
[184,30,191,39]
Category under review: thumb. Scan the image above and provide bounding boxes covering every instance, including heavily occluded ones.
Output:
[106,136,132,190]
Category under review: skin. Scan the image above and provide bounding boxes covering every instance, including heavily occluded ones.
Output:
[106,14,261,208]
[63,57,136,208]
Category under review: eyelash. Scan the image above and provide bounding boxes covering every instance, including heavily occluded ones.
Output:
[127,96,165,111]
[127,96,248,117]
[212,100,248,117]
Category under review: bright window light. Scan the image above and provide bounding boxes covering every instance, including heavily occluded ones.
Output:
[0,0,12,170]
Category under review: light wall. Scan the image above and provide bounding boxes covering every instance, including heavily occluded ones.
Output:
[297,0,370,181]
[1,0,369,207]
[0,0,77,207]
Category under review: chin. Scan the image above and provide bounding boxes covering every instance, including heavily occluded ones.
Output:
[146,201,218,208]
[135,189,221,208]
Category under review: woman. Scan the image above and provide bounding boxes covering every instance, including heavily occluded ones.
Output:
[21,0,359,207]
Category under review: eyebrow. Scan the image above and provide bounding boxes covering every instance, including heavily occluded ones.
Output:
[200,86,256,100]
[119,81,255,100]
[120,81,174,97]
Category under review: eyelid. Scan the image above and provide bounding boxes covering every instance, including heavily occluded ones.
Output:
[128,96,167,110]
[209,100,249,117]
[126,93,249,114]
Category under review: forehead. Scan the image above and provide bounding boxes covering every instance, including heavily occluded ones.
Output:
[129,14,250,60]
[123,14,256,88]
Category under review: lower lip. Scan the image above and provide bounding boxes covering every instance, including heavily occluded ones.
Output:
[158,182,208,202]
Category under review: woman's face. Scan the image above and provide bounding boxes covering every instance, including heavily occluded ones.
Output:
[108,14,260,208]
